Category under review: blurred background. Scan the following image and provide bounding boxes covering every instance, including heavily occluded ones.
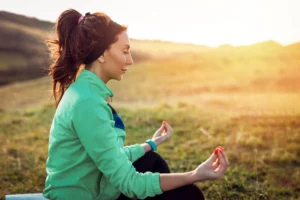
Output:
[0,0,299,199]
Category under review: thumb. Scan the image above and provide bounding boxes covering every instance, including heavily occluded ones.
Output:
[154,123,164,137]
[159,123,165,131]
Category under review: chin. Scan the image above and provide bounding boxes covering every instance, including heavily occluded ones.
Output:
[114,75,123,81]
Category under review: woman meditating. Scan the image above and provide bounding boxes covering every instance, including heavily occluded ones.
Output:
[43,9,229,200]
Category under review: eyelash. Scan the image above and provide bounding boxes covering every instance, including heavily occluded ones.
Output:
[124,51,130,54]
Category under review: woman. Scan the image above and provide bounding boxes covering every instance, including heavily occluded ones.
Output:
[43,9,229,200]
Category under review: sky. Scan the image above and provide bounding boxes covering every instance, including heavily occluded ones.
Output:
[1,0,300,47]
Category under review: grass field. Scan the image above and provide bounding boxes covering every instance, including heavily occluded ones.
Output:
[1,41,300,199]
[0,103,299,199]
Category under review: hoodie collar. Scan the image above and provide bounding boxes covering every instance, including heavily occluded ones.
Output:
[77,69,114,99]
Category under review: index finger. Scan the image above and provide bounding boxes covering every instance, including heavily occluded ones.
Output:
[165,122,173,131]
[164,123,173,133]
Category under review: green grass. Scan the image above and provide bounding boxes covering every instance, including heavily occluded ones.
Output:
[1,37,300,199]
[0,103,299,200]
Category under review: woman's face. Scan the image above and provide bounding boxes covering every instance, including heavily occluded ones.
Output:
[101,30,133,82]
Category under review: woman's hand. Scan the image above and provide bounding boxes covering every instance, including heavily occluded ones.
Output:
[152,121,173,146]
[193,146,229,181]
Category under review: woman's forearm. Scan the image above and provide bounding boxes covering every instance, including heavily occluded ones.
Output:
[159,171,198,192]
[140,139,199,191]
[140,143,152,153]
[141,138,160,153]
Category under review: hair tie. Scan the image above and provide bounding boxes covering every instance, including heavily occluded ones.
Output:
[78,16,84,24]
[85,12,91,16]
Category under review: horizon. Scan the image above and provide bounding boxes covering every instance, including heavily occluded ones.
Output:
[1,0,300,47]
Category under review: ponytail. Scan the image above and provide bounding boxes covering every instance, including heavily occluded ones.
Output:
[46,9,82,107]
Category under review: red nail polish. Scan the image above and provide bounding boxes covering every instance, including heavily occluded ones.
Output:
[214,148,219,155]
[162,121,167,125]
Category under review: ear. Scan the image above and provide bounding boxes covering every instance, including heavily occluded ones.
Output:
[97,55,105,63]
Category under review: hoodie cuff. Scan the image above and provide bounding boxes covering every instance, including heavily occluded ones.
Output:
[124,144,145,162]
[152,172,163,195]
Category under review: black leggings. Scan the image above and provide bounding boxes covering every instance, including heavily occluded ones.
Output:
[116,151,205,200]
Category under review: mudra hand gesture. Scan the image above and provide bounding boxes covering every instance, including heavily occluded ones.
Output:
[152,121,173,146]
[193,146,230,181]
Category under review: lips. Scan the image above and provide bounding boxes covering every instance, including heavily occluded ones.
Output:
[121,69,128,72]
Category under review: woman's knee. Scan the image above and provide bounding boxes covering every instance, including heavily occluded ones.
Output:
[133,151,170,173]
[136,151,163,163]
[184,184,205,200]
[146,151,167,163]
[145,151,161,159]
[147,151,170,173]
[158,184,205,200]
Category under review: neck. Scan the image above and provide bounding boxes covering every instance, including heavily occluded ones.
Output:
[86,62,109,84]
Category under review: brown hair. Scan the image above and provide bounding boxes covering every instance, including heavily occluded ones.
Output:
[46,9,127,107]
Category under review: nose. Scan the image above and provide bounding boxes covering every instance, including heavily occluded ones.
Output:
[126,53,134,66]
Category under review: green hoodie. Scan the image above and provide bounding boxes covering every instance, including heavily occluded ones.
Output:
[43,69,162,200]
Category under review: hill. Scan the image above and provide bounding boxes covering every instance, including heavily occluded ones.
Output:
[1,50,300,113]
[0,11,54,84]
[1,10,300,88]
[0,11,211,85]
